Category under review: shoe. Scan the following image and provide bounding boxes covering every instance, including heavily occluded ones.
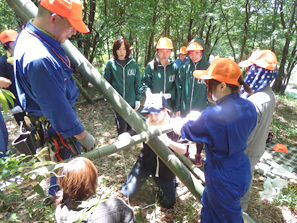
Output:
[184,151,190,158]
[195,154,202,167]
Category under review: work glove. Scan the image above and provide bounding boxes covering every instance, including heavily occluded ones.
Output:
[118,132,131,141]
[134,101,140,111]
[11,105,23,114]
[163,93,171,99]
[158,134,172,147]
[78,131,96,152]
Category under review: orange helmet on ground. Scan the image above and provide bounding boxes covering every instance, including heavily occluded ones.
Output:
[156,37,173,50]
[0,30,18,44]
[178,46,187,54]
[186,41,203,52]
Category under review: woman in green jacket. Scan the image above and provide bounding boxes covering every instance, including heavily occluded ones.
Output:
[103,36,142,135]
[175,38,210,166]
[141,37,179,111]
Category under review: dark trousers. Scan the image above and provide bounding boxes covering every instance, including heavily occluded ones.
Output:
[122,161,176,208]
[113,110,132,135]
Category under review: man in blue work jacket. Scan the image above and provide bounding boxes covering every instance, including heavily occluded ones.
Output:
[13,0,96,201]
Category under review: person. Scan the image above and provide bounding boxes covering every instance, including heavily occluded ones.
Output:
[55,157,135,223]
[0,30,26,125]
[174,46,189,68]
[121,92,187,209]
[238,50,278,212]
[103,36,142,136]
[175,38,210,166]
[141,37,178,110]
[176,57,257,222]
[13,0,96,199]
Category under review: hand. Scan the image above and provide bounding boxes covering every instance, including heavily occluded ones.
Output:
[78,131,96,152]
[134,101,140,111]
[158,134,172,147]
[118,132,131,141]
[11,105,23,114]
[171,117,184,136]
[163,93,171,99]
[0,77,11,88]
[175,111,181,117]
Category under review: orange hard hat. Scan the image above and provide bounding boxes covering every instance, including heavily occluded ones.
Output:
[186,42,203,52]
[179,46,187,54]
[273,144,288,153]
[0,30,18,44]
[156,37,173,50]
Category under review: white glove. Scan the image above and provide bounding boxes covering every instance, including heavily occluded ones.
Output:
[171,117,184,136]
[185,111,201,122]
[78,131,96,152]
[158,134,172,147]
[11,105,23,114]
[118,132,131,141]
[163,93,171,99]
[134,101,140,111]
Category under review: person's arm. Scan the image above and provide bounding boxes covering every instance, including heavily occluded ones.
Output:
[103,60,113,84]
[28,59,84,138]
[141,63,153,94]
[175,67,183,113]
[168,139,187,154]
[134,62,142,101]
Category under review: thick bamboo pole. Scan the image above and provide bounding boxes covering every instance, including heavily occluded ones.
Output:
[7,0,204,200]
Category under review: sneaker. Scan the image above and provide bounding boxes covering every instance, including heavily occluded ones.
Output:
[195,154,202,167]
[184,151,190,158]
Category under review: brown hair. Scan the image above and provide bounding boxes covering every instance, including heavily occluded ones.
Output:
[205,76,253,103]
[56,157,98,206]
[112,36,130,60]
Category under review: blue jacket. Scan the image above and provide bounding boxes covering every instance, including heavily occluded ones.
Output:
[181,92,257,161]
[174,57,189,68]
[13,21,84,138]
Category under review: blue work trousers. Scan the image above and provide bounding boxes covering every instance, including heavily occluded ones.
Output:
[200,160,251,223]
[0,112,8,159]
[122,161,176,208]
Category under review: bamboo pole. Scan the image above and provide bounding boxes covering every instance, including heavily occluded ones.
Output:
[7,0,204,200]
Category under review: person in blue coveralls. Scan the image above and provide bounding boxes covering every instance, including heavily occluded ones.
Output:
[175,57,257,222]
[13,0,96,202]
[103,35,142,136]
[174,46,189,68]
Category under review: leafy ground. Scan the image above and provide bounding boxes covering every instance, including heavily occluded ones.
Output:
[1,85,297,222]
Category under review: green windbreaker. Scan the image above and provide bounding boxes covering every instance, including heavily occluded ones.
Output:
[103,57,142,107]
[141,58,179,110]
[175,38,210,117]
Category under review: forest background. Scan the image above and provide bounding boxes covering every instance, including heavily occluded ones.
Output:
[1,0,297,94]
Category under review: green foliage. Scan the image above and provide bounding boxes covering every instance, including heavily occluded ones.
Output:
[274,182,297,214]
[0,89,15,112]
